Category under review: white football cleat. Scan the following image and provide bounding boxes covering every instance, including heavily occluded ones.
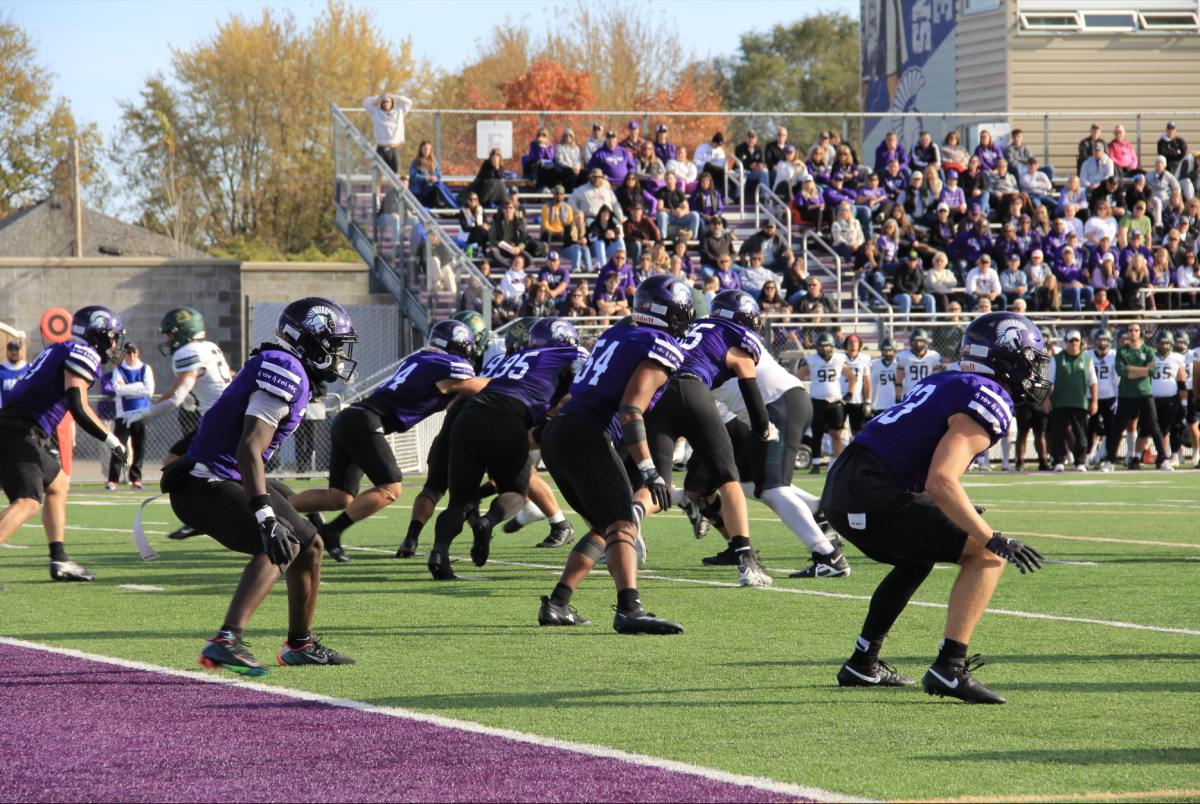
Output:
[1075,464,1088,472]
[737,551,772,588]
[1159,461,1175,472]
[1053,463,1065,473]
[1099,461,1114,473]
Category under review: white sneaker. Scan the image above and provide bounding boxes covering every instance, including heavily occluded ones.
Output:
[1159,461,1175,472]
[737,551,772,588]
[1099,461,1114,473]
[1053,463,1065,473]
[1075,464,1088,472]
[1171,453,1181,467]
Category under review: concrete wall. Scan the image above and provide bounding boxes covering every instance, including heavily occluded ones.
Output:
[240,262,394,308]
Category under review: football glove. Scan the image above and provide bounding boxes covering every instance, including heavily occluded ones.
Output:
[761,422,780,442]
[123,408,151,425]
[250,496,300,566]
[985,532,1044,575]
[639,461,672,512]
[104,432,128,470]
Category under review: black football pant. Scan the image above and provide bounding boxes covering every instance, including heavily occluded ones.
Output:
[1156,396,1183,455]
[1088,397,1117,450]
[646,374,740,491]
[1107,396,1165,465]
[1049,408,1089,467]
[107,419,146,484]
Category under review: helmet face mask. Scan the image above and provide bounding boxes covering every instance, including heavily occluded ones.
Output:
[275,297,359,384]
[1175,334,1189,353]
[880,337,897,363]
[1157,333,1173,357]
[452,311,489,365]
[72,305,125,365]
[815,333,835,359]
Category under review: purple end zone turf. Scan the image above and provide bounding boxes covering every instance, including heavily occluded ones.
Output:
[0,644,811,803]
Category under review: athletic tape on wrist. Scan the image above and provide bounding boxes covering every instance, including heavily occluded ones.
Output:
[637,458,656,473]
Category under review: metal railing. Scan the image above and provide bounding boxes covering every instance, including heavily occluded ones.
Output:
[753,183,793,249]
[800,230,849,323]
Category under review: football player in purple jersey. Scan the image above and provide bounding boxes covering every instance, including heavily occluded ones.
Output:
[165,298,361,676]
[646,289,778,588]
[289,320,488,563]
[822,312,1049,704]
[0,306,127,584]
[537,275,691,634]
[427,317,589,579]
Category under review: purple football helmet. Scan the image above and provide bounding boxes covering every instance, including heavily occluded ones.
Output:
[71,305,125,364]
[959,312,1052,406]
[631,274,695,339]
[709,289,762,334]
[528,317,579,348]
[275,297,359,383]
[427,320,476,361]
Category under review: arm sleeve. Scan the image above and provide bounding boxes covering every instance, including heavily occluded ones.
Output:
[738,377,771,438]
[66,386,111,442]
[245,390,291,428]
[140,374,197,419]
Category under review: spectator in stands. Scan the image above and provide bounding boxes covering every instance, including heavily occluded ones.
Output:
[806,145,831,185]
[735,130,769,198]
[698,274,718,306]
[615,173,657,219]
[876,218,902,281]
[635,142,666,192]
[941,131,968,172]
[975,130,1004,176]
[1117,200,1152,248]
[1108,125,1138,176]
[830,201,865,263]
[459,271,487,314]
[897,169,934,225]
[780,259,809,302]
[1025,247,1050,287]
[408,141,455,209]
[950,217,994,279]
[541,186,591,272]
[910,130,940,175]
[538,251,571,300]
[824,173,871,237]
[966,254,1003,311]
[1055,247,1094,311]
[455,192,489,249]
[1032,274,1060,316]
[1080,143,1115,191]
[1078,124,1107,173]
[581,123,605,168]
[1091,234,1119,274]
[1061,204,1085,242]
[1084,200,1119,249]
[559,283,596,318]
[986,158,1019,211]
[1178,251,1200,307]
[960,155,991,217]
[1056,174,1087,217]
[873,131,909,179]
[1151,246,1178,309]
[700,217,735,276]
[691,171,725,231]
[1091,252,1121,306]
[655,172,700,240]
[713,254,742,291]
[364,90,414,188]
[926,250,958,311]
[519,280,557,318]
[773,146,809,201]
[993,221,1022,266]
[1123,253,1152,310]
[1119,229,1152,274]
[1004,129,1046,180]
[854,239,883,300]
[1177,217,1196,254]
[1163,191,1187,233]
[740,220,794,274]
[652,124,676,164]
[673,235,698,281]
[587,129,637,185]
[466,147,510,208]
[1164,229,1189,268]
[1092,174,1127,218]
[555,128,583,188]
[499,252,529,301]
[1020,157,1056,208]
[832,145,861,188]
[792,177,827,229]
[592,271,629,317]
[623,204,660,265]
[957,201,985,235]
[1159,122,1196,198]
[1085,287,1111,315]
[1014,213,1039,256]
[999,253,1030,308]
[927,203,956,255]
[694,133,729,191]
[570,169,622,225]
[1146,156,1181,228]
[892,250,934,319]
[811,131,837,165]
[620,121,643,155]
[1122,173,1153,220]
[757,282,790,340]
[666,144,698,191]
[880,159,907,204]
[738,251,781,296]
[650,240,671,274]
[493,286,517,328]
[488,200,537,268]
[597,247,634,295]
[765,127,789,187]
[585,204,625,266]
[524,127,557,188]
[938,170,967,217]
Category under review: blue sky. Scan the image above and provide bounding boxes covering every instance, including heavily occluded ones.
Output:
[8,0,858,142]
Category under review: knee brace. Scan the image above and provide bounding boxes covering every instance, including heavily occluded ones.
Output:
[570,535,606,563]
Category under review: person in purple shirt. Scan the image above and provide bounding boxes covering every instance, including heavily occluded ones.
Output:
[586,130,638,185]
[992,222,1023,267]
[169,297,361,677]
[1118,230,1153,273]
[938,170,967,216]
[690,171,724,228]
[1053,247,1094,310]
[874,131,910,178]
[0,305,127,585]
[1041,218,1069,260]
[974,130,1004,174]
[430,317,589,576]
[652,123,676,163]
[538,275,693,634]
[949,219,994,277]
[824,174,873,237]
[856,173,891,226]
[822,311,1048,703]
[713,254,743,290]
[288,319,487,564]
[1013,214,1040,257]
[881,159,907,200]
[598,248,636,298]
[538,251,571,300]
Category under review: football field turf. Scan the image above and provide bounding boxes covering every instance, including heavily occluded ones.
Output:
[2,472,1198,802]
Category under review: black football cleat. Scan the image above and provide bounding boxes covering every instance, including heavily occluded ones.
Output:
[837,660,916,688]
[537,595,591,626]
[167,525,202,540]
[923,655,1006,704]
[790,548,851,578]
[427,545,456,580]
[612,606,683,635]
[701,543,739,566]
[50,560,95,582]
[199,635,267,677]
[396,535,418,558]
[326,544,352,563]
[679,496,709,539]
[534,521,575,548]
[277,634,356,666]
[502,517,525,534]
[467,508,494,567]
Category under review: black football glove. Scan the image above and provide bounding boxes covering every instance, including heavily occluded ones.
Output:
[641,465,672,513]
[259,515,300,566]
[986,532,1045,575]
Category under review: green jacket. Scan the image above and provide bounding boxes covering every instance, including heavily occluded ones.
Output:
[1115,342,1155,398]
[1050,351,1094,409]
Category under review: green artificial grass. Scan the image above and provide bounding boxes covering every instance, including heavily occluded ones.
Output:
[3,472,1198,802]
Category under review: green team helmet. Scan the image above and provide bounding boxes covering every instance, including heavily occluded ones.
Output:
[880,337,897,355]
[1175,331,1191,351]
[909,328,930,354]
[159,307,205,356]
[453,310,489,366]
[815,332,836,357]
[505,317,539,355]
[1096,328,1113,345]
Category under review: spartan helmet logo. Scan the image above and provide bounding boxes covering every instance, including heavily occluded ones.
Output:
[305,306,337,336]
[996,318,1029,351]
[550,320,571,341]
[90,310,111,330]
[452,324,472,345]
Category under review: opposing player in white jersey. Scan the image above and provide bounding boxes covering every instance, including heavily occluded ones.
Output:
[1086,329,1118,466]
[1188,335,1200,468]
[796,333,857,474]
[1173,332,1196,466]
[124,307,233,539]
[894,329,942,400]
[869,337,899,416]
[840,335,872,437]
[1150,330,1185,470]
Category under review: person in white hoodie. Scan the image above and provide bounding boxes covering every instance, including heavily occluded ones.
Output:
[363,91,415,191]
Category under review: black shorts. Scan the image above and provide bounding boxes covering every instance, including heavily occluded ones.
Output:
[646,374,739,488]
[0,418,62,503]
[811,398,846,432]
[327,406,405,496]
[542,414,634,531]
[1189,401,1200,425]
[821,443,969,566]
[844,402,867,433]
[168,472,317,557]
[1152,397,1181,437]
[446,394,533,506]
[1016,405,1049,433]
[376,145,400,174]
[684,418,752,495]
[423,399,468,496]
[169,429,197,459]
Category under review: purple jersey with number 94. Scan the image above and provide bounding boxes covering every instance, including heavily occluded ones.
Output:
[854,372,1014,493]
[561,323,683,428]
[678,318,762,388]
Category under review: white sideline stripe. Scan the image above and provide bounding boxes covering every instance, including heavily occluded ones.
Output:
[0,636,872,804]
[347,551,1200,636]
[118,584,164,591]
[1006,531,1200,550]
[1,544,30,549]
[21,524,169,536]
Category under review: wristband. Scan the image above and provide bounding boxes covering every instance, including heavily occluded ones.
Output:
[104,432,122,450]
[637,459,656,473]
[249,494,274,524]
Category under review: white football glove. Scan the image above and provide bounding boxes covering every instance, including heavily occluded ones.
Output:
[123,408,151,425]
[761,422,780,442]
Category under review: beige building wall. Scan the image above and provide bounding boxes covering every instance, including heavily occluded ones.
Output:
[955,5,1010,116]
